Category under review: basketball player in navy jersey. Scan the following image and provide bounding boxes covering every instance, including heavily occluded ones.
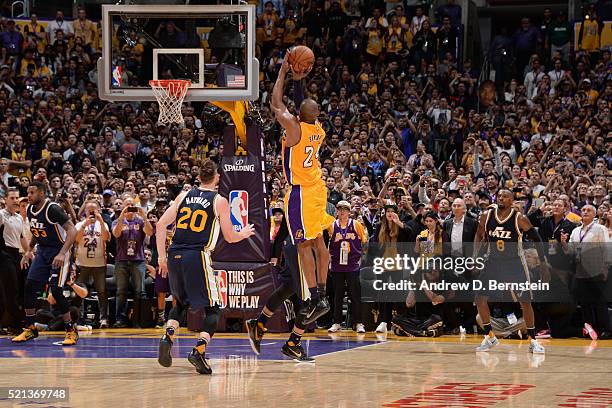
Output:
[12,181,78,345]
[473,189,548,354]
[155,160,255,375]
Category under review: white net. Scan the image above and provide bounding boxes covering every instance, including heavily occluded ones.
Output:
[149,80,191,125]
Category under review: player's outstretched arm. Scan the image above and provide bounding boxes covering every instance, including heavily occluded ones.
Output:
[156,191,187,277]
[271,60,300,145]
[216,196,255,243]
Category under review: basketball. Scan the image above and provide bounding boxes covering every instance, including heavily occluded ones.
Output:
[287,46,314,75]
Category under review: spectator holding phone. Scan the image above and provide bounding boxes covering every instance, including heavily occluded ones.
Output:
[111,196,153,328]
[415,211,444,257]
[75,200,110,328]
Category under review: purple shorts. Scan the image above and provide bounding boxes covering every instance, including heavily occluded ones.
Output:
[155,269,170,294]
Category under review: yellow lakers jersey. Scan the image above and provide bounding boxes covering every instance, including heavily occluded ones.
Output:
[580,19,600,52]
[282,121,325,186]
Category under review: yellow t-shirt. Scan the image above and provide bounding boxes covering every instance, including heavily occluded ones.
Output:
[366,29,383,56]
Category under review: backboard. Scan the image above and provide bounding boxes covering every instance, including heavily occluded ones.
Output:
[98,4,258,102]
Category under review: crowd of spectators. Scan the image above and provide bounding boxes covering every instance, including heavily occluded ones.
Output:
[0,1,610,338]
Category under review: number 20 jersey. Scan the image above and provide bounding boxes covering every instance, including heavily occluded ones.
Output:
[169,188,220,252]
[282,121,326,186]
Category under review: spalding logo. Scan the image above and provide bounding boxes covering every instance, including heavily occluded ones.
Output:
[224,158,255,172]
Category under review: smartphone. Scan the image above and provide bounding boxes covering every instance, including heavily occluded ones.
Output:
[533,198,545,209]
[127,206,138,213]
[424,170,432,177]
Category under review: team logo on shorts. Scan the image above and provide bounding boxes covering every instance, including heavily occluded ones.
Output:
[294,229,304,240]
[214,270,228,308]
[229,190,249,232]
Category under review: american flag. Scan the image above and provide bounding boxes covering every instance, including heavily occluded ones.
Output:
[227,75,245,87]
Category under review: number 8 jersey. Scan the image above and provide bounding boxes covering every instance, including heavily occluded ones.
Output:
[282,121,326,186]
[169,188,220,252]
[485,207,522,260]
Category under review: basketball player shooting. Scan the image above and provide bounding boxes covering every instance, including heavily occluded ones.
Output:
[272,52,335,325]
[473,189,549,354]
[155,160,254,375]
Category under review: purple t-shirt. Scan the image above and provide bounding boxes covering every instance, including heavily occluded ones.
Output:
[112,217,146,262]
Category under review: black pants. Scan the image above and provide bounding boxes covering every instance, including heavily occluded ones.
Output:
[0,248,22,327]
[573,277,610,332]
[331,271,362,324]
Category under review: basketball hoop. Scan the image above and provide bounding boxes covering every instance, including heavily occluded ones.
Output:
[149,79,191,125]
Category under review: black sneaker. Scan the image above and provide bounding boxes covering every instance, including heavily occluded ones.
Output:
[299,297,330,326]
[113,320,128,329]
[187,349,212,375]
[158,330,173,367]
[155,317,165,329]
[245,319,265,355]
[281,342,315,363]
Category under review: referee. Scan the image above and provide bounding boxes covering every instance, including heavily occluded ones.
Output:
[0,188,27,333]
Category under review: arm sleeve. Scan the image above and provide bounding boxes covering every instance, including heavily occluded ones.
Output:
[47,203,70,225]
[293,80,304,113]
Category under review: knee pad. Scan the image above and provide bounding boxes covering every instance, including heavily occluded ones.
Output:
[49,285,69,315]
[202,306,221,335]
[266,283,294,312]
[24,279,43,309]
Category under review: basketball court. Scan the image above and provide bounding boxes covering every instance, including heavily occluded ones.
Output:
[1,2,609,407]
[1,331,611,407]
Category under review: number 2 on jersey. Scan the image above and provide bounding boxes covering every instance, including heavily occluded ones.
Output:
[176,207,208,233]
[303,145,320,168]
